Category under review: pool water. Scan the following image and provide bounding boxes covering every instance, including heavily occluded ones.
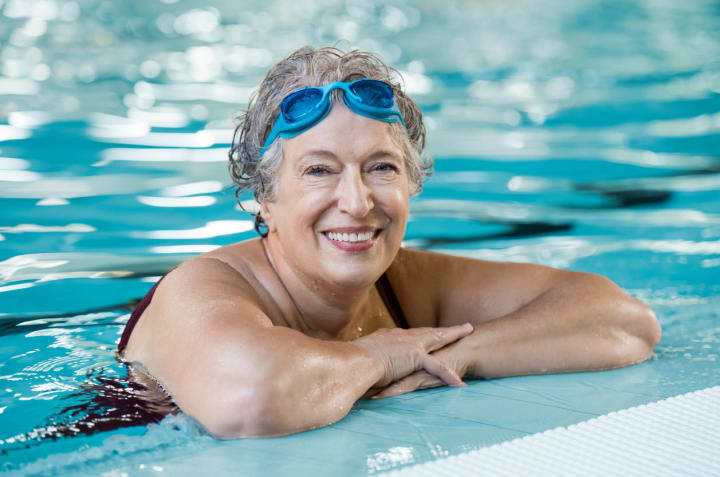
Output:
[1,0,719,474]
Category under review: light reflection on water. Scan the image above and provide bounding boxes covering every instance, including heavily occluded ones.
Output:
[1,0,719,475]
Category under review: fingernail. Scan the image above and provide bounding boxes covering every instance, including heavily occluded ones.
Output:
[464,323,474,330]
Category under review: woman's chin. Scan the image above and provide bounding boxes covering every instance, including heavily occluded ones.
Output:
[320,263,384,289]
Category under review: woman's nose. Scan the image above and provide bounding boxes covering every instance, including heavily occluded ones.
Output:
[336,169,374,217]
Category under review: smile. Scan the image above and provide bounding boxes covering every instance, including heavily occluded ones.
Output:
[325,231,374,243]
[321,228,381,252]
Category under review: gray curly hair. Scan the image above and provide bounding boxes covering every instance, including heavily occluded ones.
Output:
[228,46,433,236]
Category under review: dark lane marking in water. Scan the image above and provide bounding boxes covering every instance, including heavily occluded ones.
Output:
[411,182,681,247]
[574,189,673,208]
[414,222,574,248]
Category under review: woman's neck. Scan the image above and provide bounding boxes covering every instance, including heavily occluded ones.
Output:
[262,237,376,340]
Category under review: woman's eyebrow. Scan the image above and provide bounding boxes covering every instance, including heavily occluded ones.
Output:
[366,149,402,160]
[297,149,338,162]
[295,148,401,165]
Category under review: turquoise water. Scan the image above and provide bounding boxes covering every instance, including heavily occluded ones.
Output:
[1,0,719,474]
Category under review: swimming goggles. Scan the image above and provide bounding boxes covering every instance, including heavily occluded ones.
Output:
[260,78,406,157]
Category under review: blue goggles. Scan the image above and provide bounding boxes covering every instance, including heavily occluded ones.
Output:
[260,79,406,157]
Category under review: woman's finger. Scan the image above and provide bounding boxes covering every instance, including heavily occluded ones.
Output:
[372,372,443,399]
[421,354,465,387]
[421,323,474,353]
[361,387,383,399]
[372,374,424,399]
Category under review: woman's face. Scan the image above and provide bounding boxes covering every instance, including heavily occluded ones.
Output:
[261,102,410,289]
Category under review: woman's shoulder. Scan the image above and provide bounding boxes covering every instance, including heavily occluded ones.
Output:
[161,238,290,324]
[386,246,526,327]
[201,237,266,276]
[161,238,270,303]
[134,239,278,345]
[388,246,464,277]
[121,240,274,365]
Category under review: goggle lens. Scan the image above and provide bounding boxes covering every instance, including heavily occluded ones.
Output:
[350,80,394,108]
[282,88,323,122]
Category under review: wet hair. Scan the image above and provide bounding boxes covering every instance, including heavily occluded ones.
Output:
[228,46,433,236]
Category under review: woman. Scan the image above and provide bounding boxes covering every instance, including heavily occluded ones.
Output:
[117,46,661,438]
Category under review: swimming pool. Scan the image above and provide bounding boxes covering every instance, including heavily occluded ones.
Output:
[1,0,719,474]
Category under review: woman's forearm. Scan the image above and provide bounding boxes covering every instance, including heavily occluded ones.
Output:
[458,273,661,378]
[263,340,383,435]
[213,324,472,437]
[215,329,383,438]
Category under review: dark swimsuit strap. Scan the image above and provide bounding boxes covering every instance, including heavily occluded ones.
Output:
[375,273,410,329]
[117,271,409,354]
[117,275,168,354]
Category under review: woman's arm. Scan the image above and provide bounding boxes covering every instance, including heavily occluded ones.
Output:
[459,271,660,377]
[375,248,661,397]
[128,256,473,438]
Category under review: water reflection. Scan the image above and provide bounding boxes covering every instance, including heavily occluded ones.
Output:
[137,195,217,207]
[132,220,253,239]
[366,446,416,473]
[1,0,716,117]
[98,147,227,164]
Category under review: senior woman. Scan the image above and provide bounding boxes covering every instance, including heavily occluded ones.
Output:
[117,46,661,438]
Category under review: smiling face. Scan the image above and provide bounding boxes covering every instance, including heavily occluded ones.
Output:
[260,102,410,289]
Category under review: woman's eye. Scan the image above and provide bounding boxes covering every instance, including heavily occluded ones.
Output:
[372,162,399,173]
[306,165,332,176]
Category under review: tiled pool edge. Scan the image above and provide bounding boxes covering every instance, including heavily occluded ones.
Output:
[382,386,720,476]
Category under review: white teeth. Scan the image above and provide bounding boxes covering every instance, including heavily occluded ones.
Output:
[326,231,375,243]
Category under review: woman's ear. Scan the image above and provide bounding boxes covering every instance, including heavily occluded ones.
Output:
[259,201,276,233]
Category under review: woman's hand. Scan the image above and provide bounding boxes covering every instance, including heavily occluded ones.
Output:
[351,323,474,393]
[369,335,473,399]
